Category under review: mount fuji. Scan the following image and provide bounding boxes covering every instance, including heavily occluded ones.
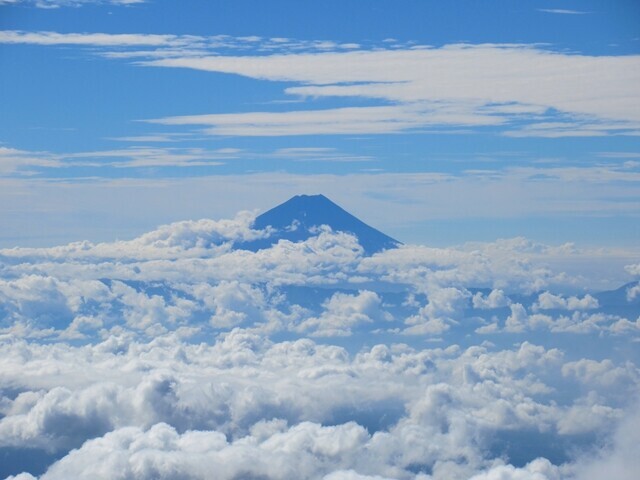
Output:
[241,194,401,255]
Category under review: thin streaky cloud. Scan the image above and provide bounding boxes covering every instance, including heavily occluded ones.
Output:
[596,152,640,159]
[108,134,193,143]
[3,31,638,137]
[0,30,185,47]
[538,8,590,15]
[0,0,145,7]
[147,104,507,136]
[141,45,640,136]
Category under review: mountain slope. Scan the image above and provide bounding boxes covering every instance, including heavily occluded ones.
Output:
[241,194,401,255]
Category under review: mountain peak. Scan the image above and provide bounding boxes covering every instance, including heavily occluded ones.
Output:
[288,193,329,203]
[243,194,401,255]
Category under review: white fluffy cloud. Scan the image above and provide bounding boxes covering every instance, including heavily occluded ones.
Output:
[472,289,511,309]
[533,292,599,312]
[0,214,638,478]
[0,330,636,479]
[404,287,470,335]
[297,290,390,337]
[627,284,640,301]
[625,263,640,276]
[468,458,563,480]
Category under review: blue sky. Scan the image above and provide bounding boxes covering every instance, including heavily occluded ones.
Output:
[0,0,639,247]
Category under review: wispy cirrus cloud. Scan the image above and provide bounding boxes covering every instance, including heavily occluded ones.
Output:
[538,8,590,15]
[0,30,364,52]
[142,44,640,137]
[271,148,372,163]
[0,144,376,176]
[1,31,638,138]
[0,30,182,47]
[0,146,62,175]
[147,103,508,136]
[67,146,237,168]
[0,0,145,8]
[0,145,238,174]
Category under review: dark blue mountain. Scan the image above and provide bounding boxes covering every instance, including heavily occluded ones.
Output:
[240,194,401,255]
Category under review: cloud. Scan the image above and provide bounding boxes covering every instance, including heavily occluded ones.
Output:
[1,32,638,137]
[472,289,511,309]
[0,209,637,477]
[272,148,373,163]
[0,31,173,47]
[0,329,636,479]
[192,280,272,329]
[0,146,61,175]
[504,303,528,332]
[468,458,562,480]
[404,287,470,335]
[296,290,391,337]
[533,292,599,312]
[67,147,234,168]
[572,404,640,480]
[143,44,640,137]
[0,1,144,9]
[538,9,589,15]
[627,284,640,301]
[625,263,640,276]
[29,422,379,480]
[0,144,235,177]
[148,103,507,136]
[0,144,381,177]
[562,359,639,392]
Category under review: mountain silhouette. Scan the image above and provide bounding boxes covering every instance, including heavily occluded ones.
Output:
[241,194,401,255]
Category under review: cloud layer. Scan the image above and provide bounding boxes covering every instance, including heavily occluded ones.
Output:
[147,45,640,137]
[2,31,638,137]
[0,212,638,478]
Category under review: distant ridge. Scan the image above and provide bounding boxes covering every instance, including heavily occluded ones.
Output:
[242,194,401,255]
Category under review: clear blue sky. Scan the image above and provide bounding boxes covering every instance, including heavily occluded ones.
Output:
[0,0,639,247]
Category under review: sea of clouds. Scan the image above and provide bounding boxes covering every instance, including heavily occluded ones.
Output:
[0,212,639,479]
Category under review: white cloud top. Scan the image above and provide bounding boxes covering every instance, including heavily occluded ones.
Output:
[0,213,637,478]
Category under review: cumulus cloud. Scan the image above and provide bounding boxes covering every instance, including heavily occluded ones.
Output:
[1,328,638,478]
[625,263,640,276]
[404,287,470,335]
[533,292,599,312]
[503,303,528,332]
[1,330,634,479]
[472,289,511,309]
[468,458,563,480]
[627,283,640,301]
[0,213,638,478]
[572,404,640,480]
[297,290,391,337]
